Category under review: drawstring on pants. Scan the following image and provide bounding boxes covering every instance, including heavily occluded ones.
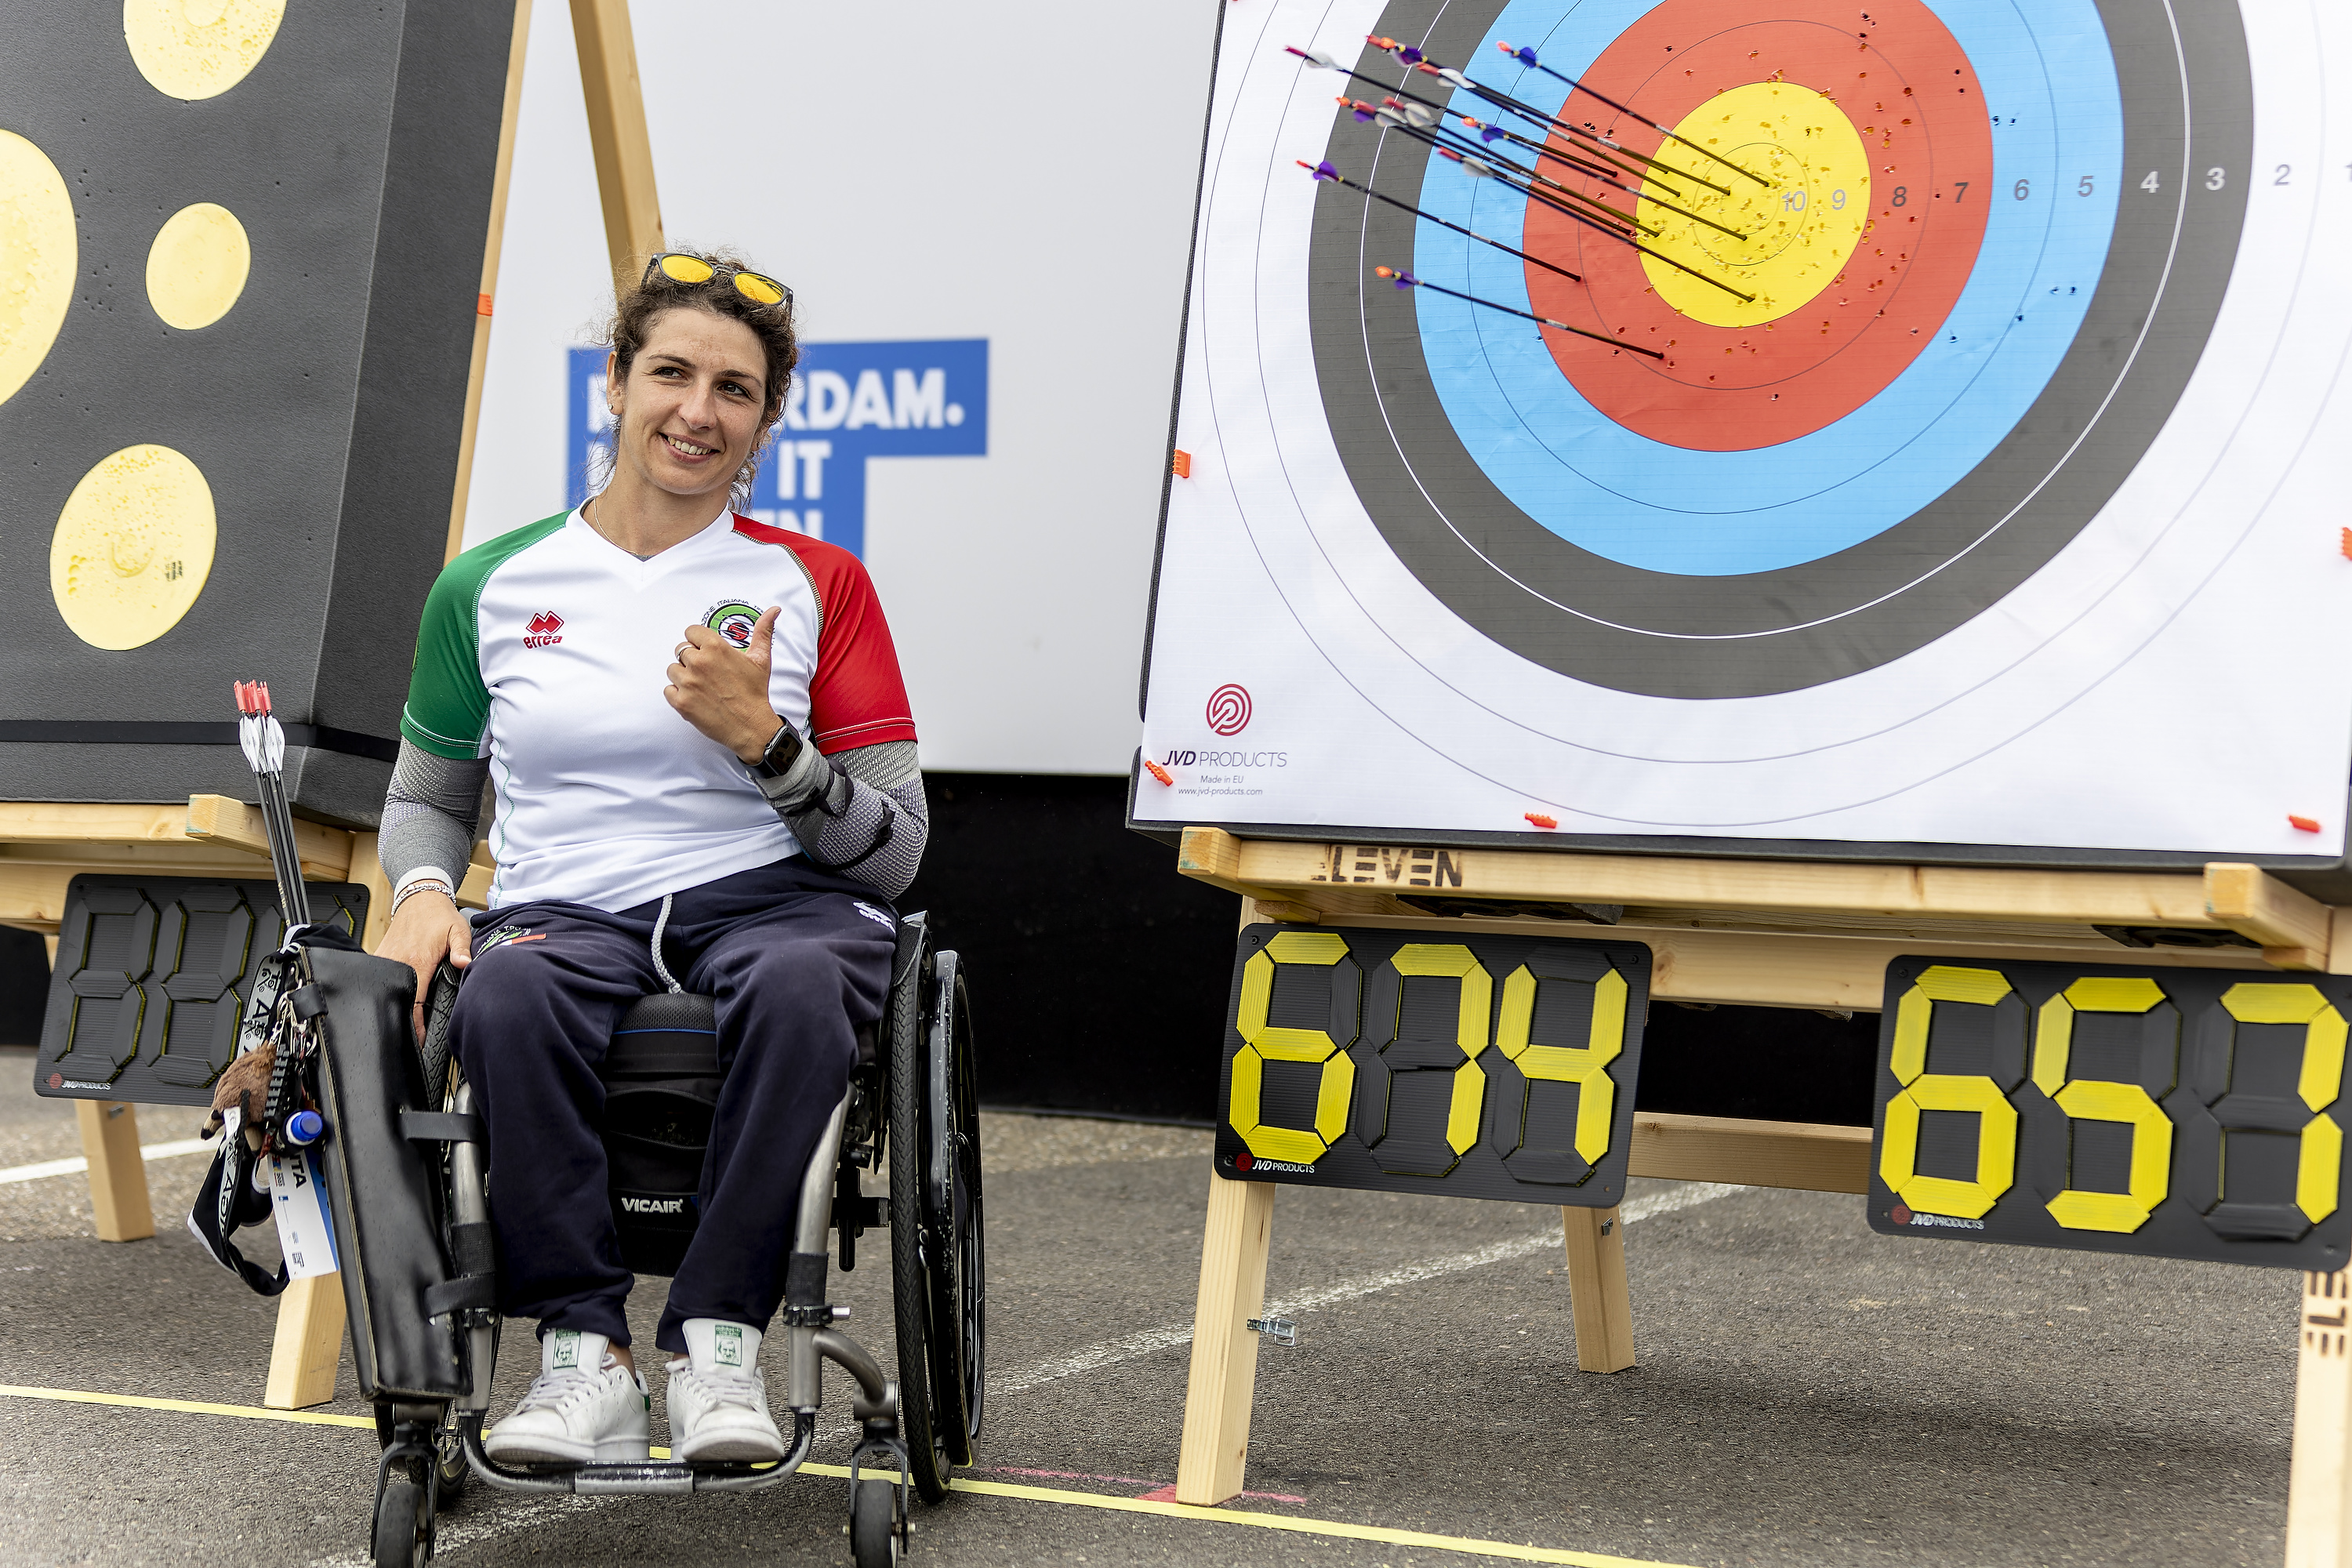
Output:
[650,893,684,994]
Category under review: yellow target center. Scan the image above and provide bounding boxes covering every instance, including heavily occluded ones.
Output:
[1637,82,1871,328]
[123,0,286,101]
[0,129,77,410]
[146,201,251,329]
[51,445,218,650]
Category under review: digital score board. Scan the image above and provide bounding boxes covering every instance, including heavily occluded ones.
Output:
[1870,958,2352,1271]
[1214,925,1651,1205]
[34,874,368,1109]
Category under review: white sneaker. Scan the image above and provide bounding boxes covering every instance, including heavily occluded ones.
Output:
[484,1329,651,1465]
[666,1318,786,1462]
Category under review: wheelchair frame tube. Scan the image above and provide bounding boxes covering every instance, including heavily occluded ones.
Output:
[787,1094,851,1413]
[449,1081,496,1417]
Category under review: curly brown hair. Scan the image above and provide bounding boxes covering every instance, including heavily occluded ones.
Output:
[596,247,798,508]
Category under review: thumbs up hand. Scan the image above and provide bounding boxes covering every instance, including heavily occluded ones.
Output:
[666,604,790,763]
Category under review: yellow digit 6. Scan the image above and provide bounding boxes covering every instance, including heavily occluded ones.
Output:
[1879,965,2022,1219]
[2032,977,2176,1232]
[1230,931,1359,1166]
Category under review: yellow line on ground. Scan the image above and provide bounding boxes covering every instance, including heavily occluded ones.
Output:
[0,1383,375,1429]
[0,1385,1693,1568]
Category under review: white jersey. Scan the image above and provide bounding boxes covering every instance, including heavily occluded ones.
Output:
[399,506,917,913]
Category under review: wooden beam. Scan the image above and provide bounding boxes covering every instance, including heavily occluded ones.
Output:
[1560,1206,1635,1372]
[0,865,73,934]
[348,832,395,951]
[0,802,197,848]
[183,795,353,880]
[445,0,535,564]
[1627,1111,1871,1193]
[264,1273,347,1410]
[1174,1171,1276,1507]
[2206,862,2332,971]
[2291,1269,2352,1568]
[571,0,662,299]
[1180,833,2274,935]
[74,1102,154,1242]
[1303,909,2276,1013]
[1178,827,1294,909]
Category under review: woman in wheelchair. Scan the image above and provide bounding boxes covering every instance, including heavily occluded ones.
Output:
[375,249,924,1468]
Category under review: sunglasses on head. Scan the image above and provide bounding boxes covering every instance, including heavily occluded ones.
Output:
[643,252,791,308]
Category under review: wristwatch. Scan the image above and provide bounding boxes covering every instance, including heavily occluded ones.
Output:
[751,717,803,779]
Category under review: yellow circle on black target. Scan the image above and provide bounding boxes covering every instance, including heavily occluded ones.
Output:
[146,202,250,329]
[124,0,286,101]
[1639,82,1871,328]
[51,445,218,650]
[0,128,76,410]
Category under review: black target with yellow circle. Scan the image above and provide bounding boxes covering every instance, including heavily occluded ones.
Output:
[0,1,515,820]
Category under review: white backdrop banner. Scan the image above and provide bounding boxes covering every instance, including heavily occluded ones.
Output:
[466,1,1217,775]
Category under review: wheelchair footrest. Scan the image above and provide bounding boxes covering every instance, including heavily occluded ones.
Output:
[572,1463,696,1496]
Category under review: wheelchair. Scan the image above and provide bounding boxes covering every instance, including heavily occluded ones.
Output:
[361,910,984,1568]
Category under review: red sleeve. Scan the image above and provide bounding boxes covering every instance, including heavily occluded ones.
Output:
[735,517,919,753]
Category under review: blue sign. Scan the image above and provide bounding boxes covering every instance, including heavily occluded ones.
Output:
[567,339,988,558]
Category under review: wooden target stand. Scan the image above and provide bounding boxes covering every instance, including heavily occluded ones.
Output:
[0,0,670,1410]
[1167,826,2352,1566]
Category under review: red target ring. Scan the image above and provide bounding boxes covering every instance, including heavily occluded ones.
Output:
[1521,0,1992,450]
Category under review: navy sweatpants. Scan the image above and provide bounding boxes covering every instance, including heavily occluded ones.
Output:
[448,856,896,1352]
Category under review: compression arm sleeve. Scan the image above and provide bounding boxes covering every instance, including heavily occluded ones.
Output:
[379,739,488,894]
[756,737,927,900]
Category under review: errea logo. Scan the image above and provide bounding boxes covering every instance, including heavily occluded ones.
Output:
[524,610,564,649]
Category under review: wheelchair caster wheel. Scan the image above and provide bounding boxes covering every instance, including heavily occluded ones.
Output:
[848,1476,901,1567]
[372,1472,430,1568]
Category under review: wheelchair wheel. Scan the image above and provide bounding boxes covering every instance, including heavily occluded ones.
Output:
[371,1467,430,1568]
[848,1476,901,1567]
[887,934,985,1503]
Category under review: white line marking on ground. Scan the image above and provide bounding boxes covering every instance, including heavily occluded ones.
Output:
[0,1138,212,1186]
[990,1181,1744,1399]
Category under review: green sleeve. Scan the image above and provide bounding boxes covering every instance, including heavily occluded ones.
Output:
[399,514,567,760]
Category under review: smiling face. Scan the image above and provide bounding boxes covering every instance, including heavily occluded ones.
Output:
[605,305,771,505]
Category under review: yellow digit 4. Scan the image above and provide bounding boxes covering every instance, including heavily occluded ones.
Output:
[1880,965,2021,1219]
[2031,977,2176,1233]
[1495,962,1626,1170]
[1229,931,1359,1166]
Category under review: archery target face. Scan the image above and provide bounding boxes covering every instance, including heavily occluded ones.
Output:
[1140,0,2352,855]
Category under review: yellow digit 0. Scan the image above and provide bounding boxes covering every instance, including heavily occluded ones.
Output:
[1879,965,2020,1219]
[1496,963,1626,1166]
[1230,931,1359,1165]
[2032,977,2175,1232]
[2219,983,2347,1225]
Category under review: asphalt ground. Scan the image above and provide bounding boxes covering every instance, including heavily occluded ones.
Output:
[0,1043,2303,1568]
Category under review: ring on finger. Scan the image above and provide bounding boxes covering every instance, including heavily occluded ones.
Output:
[674,642,693,660]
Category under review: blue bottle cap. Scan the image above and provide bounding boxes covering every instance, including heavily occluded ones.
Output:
[285,1109,325,1145]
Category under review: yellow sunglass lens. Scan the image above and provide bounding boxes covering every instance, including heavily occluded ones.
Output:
[656,254,715,285]
[735,274,785,306]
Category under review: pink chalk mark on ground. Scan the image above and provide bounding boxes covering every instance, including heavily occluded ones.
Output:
[982,1468,1307,1504]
